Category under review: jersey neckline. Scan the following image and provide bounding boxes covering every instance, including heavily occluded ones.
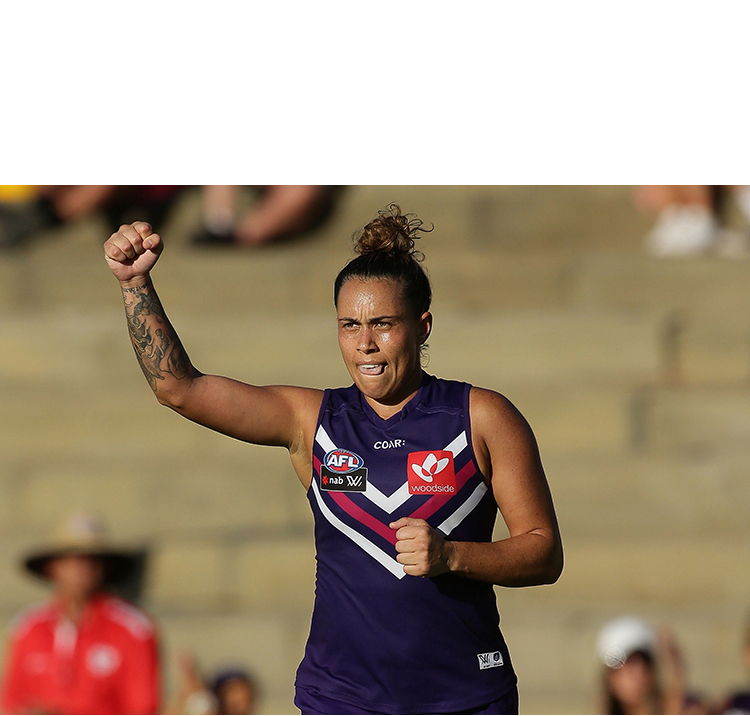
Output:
[357,371,432,428]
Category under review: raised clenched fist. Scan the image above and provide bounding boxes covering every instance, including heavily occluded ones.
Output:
[104,221,163,285]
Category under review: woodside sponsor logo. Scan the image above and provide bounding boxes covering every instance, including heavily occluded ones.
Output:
[407,451,456,495]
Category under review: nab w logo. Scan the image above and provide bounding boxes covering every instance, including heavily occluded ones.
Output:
[477,651,504,670]
[346,474,364,488]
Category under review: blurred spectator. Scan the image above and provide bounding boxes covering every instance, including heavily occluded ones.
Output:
[213,668,256,715]
[714,615,750,714]
[38,185,184,230]
[0,185,183,250]
[596,616,707,714]
[192,185,341,247]
[635,185,750,257]
[0,185,48,250]
[171,651,257,715]
[0,513,160,714]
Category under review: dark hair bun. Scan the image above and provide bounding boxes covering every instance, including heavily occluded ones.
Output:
[354,203,430,261]
[334,203,433,316]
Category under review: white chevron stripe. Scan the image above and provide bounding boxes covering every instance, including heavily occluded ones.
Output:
[364,482,411,513]
[315,426,470,514]
[315,425,337,454]
[445,431,468,458]
[311,481,406,579]
[437,481,488,536]
[313,424,486,573]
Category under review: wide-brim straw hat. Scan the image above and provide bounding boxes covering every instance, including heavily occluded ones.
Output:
[23,513,142,586]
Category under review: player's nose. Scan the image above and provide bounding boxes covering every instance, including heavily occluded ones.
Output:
[357,327,377,352]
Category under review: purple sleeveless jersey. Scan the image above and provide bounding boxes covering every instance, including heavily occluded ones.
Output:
[294,373,517,714]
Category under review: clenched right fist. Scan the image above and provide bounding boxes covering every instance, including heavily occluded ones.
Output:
[104,221,163,285]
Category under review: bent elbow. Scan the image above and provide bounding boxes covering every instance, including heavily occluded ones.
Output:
[153,383,190,412]
[543,542,564,585]
[151,369,202,411]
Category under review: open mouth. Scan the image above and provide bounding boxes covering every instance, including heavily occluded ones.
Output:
[358,363,385,376]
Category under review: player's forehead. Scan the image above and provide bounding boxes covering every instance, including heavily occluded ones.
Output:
[336,277,407,318]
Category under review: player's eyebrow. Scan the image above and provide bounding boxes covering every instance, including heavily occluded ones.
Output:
[337,315,400,324]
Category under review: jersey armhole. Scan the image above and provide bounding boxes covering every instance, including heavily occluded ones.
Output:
[464,383,490,486]
[307,388,332,495]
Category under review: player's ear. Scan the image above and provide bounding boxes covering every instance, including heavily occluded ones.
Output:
[418,312,432,345]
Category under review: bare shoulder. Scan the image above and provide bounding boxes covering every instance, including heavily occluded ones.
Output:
[469,386,535,442]
[280,385,325,426]
[270,384,325,416]
[469,387,540,481]
[277,385,325,456]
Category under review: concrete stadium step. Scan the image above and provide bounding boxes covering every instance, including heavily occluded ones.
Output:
[0,185,648,314]
[0,230,580,314]
[146,533,315,613]
[501,533,750,619]
[544,452,750,542]
[0,305,667,391]
[0,448,308,541]
[640,387,750,459]
[575,253,750,318]
[337,185,648,254]
[428,308,667,388]
[672,313,750,387]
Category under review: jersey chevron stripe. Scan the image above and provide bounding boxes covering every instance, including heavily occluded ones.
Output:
[310,480,406,579]
[407,460,479,521]
[329,491,398,545]
[444,430,468,457]
[315,425,470,514]
[438,481,489,535]
[315,425,337,453]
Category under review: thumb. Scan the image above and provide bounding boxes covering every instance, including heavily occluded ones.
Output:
[389,517,422,530]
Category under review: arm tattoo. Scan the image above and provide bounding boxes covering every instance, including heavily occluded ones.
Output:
[122,284,191,391]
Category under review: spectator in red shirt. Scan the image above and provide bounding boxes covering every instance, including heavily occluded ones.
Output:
[0,513,160,714]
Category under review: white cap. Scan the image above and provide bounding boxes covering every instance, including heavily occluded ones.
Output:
[596,616,656,669]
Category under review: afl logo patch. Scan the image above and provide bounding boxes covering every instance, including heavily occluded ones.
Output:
[321,449,368,492]
[324,449,364,473]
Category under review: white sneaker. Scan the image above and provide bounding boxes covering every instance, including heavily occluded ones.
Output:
[646,204,719,257]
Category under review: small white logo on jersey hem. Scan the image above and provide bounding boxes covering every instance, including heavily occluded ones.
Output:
[477,651,504,670]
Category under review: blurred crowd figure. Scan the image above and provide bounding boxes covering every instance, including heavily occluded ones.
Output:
[170,651,257,715]
[635,185,750,258]
[0,513,160,714]
[597,616,707,714]
[596,615,750,715]
[715,616,750,715]
[193,185,340,247]
[0,185,340,251]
